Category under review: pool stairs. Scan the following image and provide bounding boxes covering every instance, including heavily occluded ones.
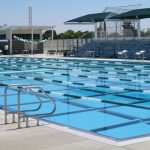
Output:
[3,84,56,129]
[82,51,95,61]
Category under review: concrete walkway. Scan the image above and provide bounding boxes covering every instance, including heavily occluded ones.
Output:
[0,113,150,150]
[0,54,150,62]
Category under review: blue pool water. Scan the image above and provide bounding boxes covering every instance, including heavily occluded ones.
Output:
[0,57,150,141]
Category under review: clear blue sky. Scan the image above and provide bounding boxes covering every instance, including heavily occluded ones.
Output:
[0,0,150,33]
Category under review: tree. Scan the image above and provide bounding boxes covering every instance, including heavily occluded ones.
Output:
[57,30,75,39]
[143,28,150,37]
[42,30,57,39]
[122,21,136,37]
[57,30,93,39]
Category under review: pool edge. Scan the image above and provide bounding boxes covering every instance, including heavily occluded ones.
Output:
[40,120,150,146]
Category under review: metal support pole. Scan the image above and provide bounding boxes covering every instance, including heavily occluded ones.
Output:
[9,28,12,55]
[51,28,54,54]
[115,20,118,38]
[18,89,21,129]
[99,22,102,39]
[137,19,141,38]
[23,116,26,122]
[104,21,107,38]
[94,23,98,39]
[57,39,58,54]
[52,28,54,41]
[26,117,29,128]
[37,119,40,126]
[4,87,8,124]
[134,20,136,36]
[12,113,15,123]
[31,27,34,54]
[49,37,51,52]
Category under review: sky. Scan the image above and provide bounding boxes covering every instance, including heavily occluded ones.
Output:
[0,0,150,33]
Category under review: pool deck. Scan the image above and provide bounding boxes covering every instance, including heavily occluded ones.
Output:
[0,54,150,149]
[0,53,150,62]
[0,110,150,150]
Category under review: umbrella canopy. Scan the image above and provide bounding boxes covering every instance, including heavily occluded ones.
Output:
[110,8,150,20]
[65,12,118,24]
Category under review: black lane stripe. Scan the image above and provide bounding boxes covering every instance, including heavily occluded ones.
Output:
[4,70,150,91]
[91,120,141,133]
[1,75,149,106]
[116,93,147,101]
[99,110,138,120]
[45,105,117,118]
[91,117,150,133]
[61,101,91,109]
[102,100,150,110]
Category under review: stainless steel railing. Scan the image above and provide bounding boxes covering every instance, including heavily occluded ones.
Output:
[82,50,95,61]
[4,84,56,129]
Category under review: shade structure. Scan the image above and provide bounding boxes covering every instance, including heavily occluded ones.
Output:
[110,8,150,20]
[0,25,55,55]
[65,12,118,24]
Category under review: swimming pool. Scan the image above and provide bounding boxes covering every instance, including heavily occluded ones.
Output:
[0,57,150,141]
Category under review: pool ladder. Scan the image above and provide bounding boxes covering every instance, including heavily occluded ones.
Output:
[82,51,94,61]
[4,84,56,129]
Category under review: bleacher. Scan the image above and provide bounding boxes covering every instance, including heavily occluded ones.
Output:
[74,39,150,59]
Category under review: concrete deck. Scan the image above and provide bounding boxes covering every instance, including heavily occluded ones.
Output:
[0,111,150,150]
[0,54,150,62]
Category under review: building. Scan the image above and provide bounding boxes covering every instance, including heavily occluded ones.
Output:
[0,25,55,54]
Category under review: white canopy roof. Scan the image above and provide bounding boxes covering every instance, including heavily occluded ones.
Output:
[0,25,55,31]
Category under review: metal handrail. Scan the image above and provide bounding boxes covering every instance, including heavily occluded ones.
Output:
[29,86,56,114]
[18,86,56,115]
[4,84,42,124]
[4,84,23,124]
[17,86,56,128]
[4,84,56,128]
[82,51,94,60]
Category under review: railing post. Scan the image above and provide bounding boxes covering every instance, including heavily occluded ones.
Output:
[4,87,8,124]
[37,119,40,126]
[26,117,29,128]
[18,88,21,129]
[12,113,15,123]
